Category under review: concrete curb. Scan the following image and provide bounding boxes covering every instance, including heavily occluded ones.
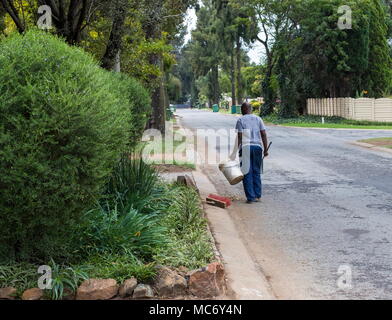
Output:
[192,171,275,300]
[350,141,392,155]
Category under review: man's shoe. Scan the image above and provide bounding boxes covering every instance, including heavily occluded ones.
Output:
[255,198,261,202]
[246,200,255,204]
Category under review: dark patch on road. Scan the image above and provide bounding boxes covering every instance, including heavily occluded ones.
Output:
[332,204,350,212]
[366,204,392,212]
[343,229,370,240]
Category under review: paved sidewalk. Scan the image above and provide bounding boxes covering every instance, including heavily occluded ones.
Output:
[192,171,275,300]
[173,114,275,300]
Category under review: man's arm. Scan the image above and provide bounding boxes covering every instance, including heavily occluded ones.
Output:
[238,132,242,149]
[261,130,269,157]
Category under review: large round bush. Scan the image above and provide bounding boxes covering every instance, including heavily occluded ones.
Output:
[0,31,134,262]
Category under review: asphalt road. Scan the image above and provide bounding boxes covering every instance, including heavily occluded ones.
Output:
[179,109,392,300]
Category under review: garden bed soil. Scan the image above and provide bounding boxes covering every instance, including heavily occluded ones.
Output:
[153,164,194,173]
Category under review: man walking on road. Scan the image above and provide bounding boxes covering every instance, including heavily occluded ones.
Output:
[236,102,269,204]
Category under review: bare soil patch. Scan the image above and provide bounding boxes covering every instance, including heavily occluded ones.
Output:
[153,164,194,173]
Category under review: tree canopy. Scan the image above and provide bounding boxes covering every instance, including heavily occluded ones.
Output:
[180,0,392,115]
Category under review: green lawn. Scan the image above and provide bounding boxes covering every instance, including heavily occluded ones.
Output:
[277,123,392,130]
[203,109,392,129]
[263,115,392,130]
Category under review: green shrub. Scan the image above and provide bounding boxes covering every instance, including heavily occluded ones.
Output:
[0,30,134,262]
[109,73,151,148]
[251,101,262,113]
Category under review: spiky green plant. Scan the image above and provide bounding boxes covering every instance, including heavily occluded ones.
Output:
[48,260,89,300]
[73,205,167,259]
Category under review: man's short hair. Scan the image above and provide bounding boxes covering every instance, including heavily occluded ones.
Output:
[241,102,252,115]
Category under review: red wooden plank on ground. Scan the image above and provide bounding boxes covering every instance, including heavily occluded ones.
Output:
[207,194,232,207]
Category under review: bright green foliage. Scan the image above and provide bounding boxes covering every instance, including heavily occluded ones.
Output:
[242,66,264,97]
[0,30,133,262]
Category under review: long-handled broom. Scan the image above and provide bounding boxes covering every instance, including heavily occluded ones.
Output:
[262,142,272,174]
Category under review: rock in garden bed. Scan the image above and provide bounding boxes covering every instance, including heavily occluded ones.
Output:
[133,284,154,299]
[119,278,138,298]
[76,279,119,300]
[154,266,188,298]
[188,262,226,298]
[0,287,17,300]
[7,262,226,300]
[22,288,44,301]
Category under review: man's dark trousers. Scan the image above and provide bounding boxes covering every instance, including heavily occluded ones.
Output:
[240,145,263,202]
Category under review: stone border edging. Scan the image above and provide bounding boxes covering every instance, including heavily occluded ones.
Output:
[1,262,227,301]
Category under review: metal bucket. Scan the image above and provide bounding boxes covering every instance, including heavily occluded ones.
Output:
[219,161,244,185]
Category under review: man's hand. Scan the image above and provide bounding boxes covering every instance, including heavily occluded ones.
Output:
[260,130,269,158]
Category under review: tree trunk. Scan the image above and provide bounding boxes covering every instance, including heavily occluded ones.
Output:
[230,50,236,106]
[261,61,276,116]
[1,0,25,33]
[212,65,220,105]
[114,50,121,72]
[36,0,89,45]
[235,36,243,105]
[144,0,166,133]
[101,5,126,71]
[147,57,166,133]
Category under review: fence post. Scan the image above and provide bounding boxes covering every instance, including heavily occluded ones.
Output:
[327,98,330,116]
[372,99,376,121]
[336,98,340,117]
[319,98,322,115]
[351,98,356,120]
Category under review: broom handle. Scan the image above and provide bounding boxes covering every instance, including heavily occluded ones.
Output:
[263,142,272,159]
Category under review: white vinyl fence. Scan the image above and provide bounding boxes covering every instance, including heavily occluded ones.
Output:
[307,98,392,122]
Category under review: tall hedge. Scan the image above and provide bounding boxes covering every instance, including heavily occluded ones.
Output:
[0,31,147,262]
[109,73,151,148]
